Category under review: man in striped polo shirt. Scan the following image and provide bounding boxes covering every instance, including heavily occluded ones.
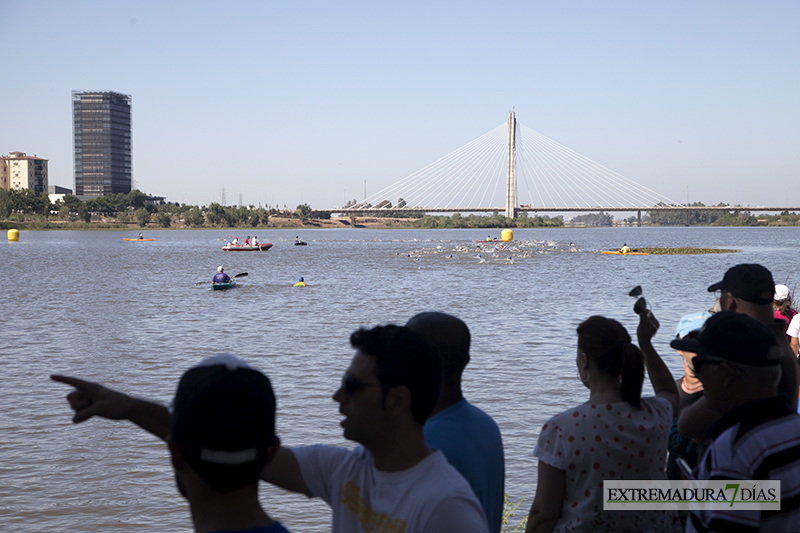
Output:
[672,311,800,533]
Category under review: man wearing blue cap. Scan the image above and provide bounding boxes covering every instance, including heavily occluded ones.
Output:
[666,312,711,482]
[671,312,800,533]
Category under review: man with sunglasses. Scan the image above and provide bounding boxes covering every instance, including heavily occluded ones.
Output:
[261,324,489,532]
[671,311,800,532]
[678,264,800,442]
[406,312,504,533]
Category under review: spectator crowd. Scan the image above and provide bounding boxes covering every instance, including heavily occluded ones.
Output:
[52,263,800,533]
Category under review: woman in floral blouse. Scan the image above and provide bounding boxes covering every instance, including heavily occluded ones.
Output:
[525,310,681,533]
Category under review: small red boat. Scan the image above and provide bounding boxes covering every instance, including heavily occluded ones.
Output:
[221,243,273,252]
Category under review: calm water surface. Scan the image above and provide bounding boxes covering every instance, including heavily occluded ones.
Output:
[3,226,799,531]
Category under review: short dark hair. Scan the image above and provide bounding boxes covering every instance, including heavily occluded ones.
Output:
[350,325,442,425]
[171,357,276,493]
[406,312,471,376]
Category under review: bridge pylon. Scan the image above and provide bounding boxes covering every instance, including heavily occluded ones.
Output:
[506,111,517,218]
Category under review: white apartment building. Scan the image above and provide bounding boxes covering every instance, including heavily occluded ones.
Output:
[0,152,49,194]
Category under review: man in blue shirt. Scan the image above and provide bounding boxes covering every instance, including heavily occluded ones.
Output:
[406,312,505,533]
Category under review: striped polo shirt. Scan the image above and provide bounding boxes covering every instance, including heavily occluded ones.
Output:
[688,396,800,533]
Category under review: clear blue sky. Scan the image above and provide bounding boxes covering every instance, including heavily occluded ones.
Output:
[1,1,798,209]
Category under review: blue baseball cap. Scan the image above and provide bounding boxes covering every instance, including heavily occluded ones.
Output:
[675,312,712,339]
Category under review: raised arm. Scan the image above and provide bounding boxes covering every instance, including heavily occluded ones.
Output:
[50,375,170,441]
[677,396,721,443]
[635,310,678,412]
[259,446,311,496]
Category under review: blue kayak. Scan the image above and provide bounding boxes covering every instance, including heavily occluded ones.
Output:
[211,281,237,290]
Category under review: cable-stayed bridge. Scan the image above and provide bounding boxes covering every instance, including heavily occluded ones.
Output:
[318,112,798,219]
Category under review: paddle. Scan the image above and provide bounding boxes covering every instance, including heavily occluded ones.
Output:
[194,272,248,286]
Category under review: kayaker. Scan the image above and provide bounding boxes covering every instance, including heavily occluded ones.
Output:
[295,236,301,244]
[619,243,632,254]
[213,266,231,284]
[138,232,143,240]
[294,276,307,287]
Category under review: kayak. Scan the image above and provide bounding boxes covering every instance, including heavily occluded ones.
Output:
[294,241,307,246]
[211,281,237,290]
[123,238,156,241]
[601,251,650,256]
[221,243,273,251]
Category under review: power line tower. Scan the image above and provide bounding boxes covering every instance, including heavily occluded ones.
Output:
[221,187,227,206]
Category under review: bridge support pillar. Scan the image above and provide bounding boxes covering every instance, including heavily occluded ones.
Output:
[505,111,517,218]
[637,210,642,227]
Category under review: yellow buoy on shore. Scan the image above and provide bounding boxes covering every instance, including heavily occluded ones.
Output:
[7,229,19,242]
[501,228,513,242]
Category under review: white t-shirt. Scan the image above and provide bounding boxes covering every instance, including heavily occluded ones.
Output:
[787,313,800,340]
[293,445,488,533]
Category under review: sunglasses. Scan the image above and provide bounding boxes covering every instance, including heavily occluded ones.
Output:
[341,373,381,395]
[690,357,726,374]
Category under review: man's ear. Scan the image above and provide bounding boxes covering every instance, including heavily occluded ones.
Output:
[384,385,411,418]
[721,363,739,387]
[265,435,281,465]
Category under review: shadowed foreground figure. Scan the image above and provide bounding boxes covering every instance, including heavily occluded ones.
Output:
[672,312,800,533]
[406,311,505,533]
[525,311,681,533]
[53,354,290,533]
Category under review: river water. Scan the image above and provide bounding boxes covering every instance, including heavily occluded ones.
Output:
[3,226,799,532]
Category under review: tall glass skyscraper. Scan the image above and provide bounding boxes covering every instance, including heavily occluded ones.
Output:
[72,91,132,197]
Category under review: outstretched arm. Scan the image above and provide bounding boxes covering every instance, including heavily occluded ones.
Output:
[50,375,170,441]
[636,309,679,412]
[260,446,311,496]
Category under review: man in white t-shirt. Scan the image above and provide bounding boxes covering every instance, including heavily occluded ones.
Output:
[261,324,489,533]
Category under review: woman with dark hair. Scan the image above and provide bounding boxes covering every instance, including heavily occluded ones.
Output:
[525,310,680,533]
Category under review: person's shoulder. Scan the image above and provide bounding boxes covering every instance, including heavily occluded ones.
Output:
[642,396,673,416]
[293,444,366,463]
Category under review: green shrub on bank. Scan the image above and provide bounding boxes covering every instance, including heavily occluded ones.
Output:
[636,247,739,255]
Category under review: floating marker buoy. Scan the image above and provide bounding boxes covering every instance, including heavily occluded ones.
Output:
[501,229,513,242]
[7,229,19,241]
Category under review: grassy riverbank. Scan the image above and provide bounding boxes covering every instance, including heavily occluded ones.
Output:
[636,247,740,254]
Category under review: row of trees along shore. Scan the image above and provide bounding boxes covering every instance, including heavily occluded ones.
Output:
[1,189,798,228]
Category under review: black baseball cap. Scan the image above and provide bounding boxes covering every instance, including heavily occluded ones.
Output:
[670,311,780,366]
[170,355,276,477]
[707,264,775,305]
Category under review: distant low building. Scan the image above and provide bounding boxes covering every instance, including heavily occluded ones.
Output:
[0,152,49,194]
[48,185,74,205]
[49,185,72,194]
